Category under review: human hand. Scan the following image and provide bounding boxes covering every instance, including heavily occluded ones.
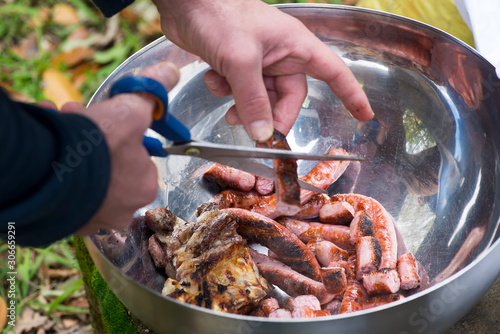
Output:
[152,0,373,142]
[43,62,180,235]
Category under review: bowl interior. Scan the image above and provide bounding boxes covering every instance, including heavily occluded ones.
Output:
[88,4,500,313]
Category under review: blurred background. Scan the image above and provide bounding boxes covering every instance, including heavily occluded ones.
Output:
[0,0,472,333]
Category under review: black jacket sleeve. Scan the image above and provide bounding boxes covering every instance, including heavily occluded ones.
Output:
[92,0,136,17]
[0,89,111,247]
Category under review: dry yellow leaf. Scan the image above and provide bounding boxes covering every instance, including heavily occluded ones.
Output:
[51,47,96,68]
[42,69,83,108]
[0,296,6,329]
[52,4,80,26]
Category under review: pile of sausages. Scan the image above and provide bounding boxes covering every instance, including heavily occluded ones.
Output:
[192,148,422,317]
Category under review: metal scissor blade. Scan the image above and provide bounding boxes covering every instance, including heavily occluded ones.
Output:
[166,141,364,161]
[164,142,327,193]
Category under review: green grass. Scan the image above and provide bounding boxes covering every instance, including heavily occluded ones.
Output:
[0,238,88,333]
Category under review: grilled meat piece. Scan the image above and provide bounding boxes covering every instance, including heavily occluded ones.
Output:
[258,129,301,216]
[146,208,272,314]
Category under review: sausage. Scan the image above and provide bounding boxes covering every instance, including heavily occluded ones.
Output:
[338,281,368,314]
[249,148,350,219]
[148,234,167,268]
[328,261,357,282]
[254,176,274,195]
[322,299,342,315]
[203,163,256,191]
[321,267,347,295]
[363,294,405,310]
[292,308,331,318]
[331,194,398,269]
[349,210,374,245]
[293,194,330,220]
[355,236,382,280]
[319,201,355,225]
[250,250,334,304]
[307,239,350,266]
[196,190,263,216]
[284,295,321,312]
[259,130,301,216]
[268,309,292,318]
[279,217,351,249]
[226,208,322,281]
[299,148,351,204]
[259,297,280,316]
[362,269,401,295]
[338,300,362,314]
[397,253,421,290]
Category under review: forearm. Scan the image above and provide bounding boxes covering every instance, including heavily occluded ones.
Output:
[0,90,111,247]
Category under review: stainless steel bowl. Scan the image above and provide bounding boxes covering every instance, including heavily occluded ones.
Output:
[86,4,500,333]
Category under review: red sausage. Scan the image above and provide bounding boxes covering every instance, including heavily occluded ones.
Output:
[332,194,398,269]
[196,190,263,216]
[226,208,322,281]
[259,297,280,316]
[355,236,382,280]
[308,239,350,266]
[249,148,350,219]
[397,253,421,290]
[362,269,401,295]
[293,194,330,220]
[319,201,355,225]
[268,309,292,318]
[349,210,374,245]
[250,250,334,305]
[254,176,274,195]
[321,267,347,295]
[284,295,321,312]
[203,163,256,191]
[363,294,405,310]
[338,282,367,314]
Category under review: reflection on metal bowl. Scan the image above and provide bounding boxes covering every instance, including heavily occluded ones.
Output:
[86,4,500,334]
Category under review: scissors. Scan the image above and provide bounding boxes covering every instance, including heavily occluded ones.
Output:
[109,76,363,194]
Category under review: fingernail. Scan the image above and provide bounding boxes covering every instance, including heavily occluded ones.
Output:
[248,120,273,142]
[204,72,220,90]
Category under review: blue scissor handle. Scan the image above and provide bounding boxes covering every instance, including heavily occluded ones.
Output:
[108,76,191,157]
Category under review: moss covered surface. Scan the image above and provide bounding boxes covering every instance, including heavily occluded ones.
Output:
[73,236,150,334]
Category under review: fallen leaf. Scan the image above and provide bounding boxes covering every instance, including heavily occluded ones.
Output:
[52,4,80,26]
[42,69,83,108]
[71,62,100,90]
[11,33,39,59]
[15,307,49,334]
[46,268,80,279]
[66,297,89,309]
[51,47,96,68]
[0,296,6,329]
[62,317,78,328]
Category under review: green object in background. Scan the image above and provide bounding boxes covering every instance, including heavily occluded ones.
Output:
[356,0,475,48]
[74,236,146,334]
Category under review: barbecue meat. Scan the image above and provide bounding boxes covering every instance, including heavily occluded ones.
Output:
[148,208,272,314]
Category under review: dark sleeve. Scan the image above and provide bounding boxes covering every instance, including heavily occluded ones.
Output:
[92,0,136,17]
[0,90,111,247]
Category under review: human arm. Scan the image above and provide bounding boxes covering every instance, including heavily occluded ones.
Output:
[151,0,374,141]
[0,62,180,246]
